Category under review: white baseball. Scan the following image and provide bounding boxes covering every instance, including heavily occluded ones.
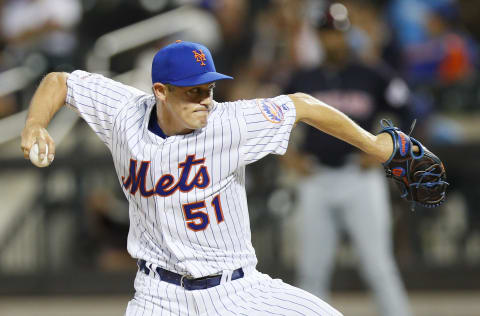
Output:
[29,143,50,168]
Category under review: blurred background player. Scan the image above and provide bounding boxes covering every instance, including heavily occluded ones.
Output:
[281,2,413,316]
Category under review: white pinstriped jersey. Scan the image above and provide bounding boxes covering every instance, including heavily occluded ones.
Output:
[65,70,296,278]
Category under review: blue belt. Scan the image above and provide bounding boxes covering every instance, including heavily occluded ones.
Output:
[137,259,244,290]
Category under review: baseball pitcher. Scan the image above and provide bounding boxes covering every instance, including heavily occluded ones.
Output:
[21,41,447,315]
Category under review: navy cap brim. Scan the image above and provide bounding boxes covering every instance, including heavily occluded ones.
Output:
[169,72,233,87]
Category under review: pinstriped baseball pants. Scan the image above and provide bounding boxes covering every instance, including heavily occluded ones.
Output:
[125,267,343,316]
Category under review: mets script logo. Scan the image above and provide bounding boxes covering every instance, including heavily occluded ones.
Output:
[192,50,207,66]
[122,155,210,197]
[257,99,285,123]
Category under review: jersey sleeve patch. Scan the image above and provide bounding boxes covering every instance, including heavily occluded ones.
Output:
[256,99,285,124]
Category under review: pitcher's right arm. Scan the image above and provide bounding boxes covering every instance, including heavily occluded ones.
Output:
[21,72,69,164]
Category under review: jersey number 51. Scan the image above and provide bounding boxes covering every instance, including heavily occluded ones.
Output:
[182,194,224,231]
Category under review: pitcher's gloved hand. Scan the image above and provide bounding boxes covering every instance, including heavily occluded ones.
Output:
[379,119,449,209]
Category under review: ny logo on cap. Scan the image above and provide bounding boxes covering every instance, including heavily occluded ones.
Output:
[192,50,207,66]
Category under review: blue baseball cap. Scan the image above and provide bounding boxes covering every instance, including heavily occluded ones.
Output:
[151,41,233,87]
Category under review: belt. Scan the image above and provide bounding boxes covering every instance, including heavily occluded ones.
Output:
[137,259,244,290]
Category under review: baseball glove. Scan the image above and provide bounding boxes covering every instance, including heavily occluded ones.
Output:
[379,119,449,209]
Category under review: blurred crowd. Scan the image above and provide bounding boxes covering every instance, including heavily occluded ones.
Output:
[1,0,480,301]
[2,0,480,133]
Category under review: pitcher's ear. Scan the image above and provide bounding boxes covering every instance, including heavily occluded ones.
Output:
[153,83,168,101]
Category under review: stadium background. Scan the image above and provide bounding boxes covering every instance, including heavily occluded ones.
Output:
[1,0,479,315]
